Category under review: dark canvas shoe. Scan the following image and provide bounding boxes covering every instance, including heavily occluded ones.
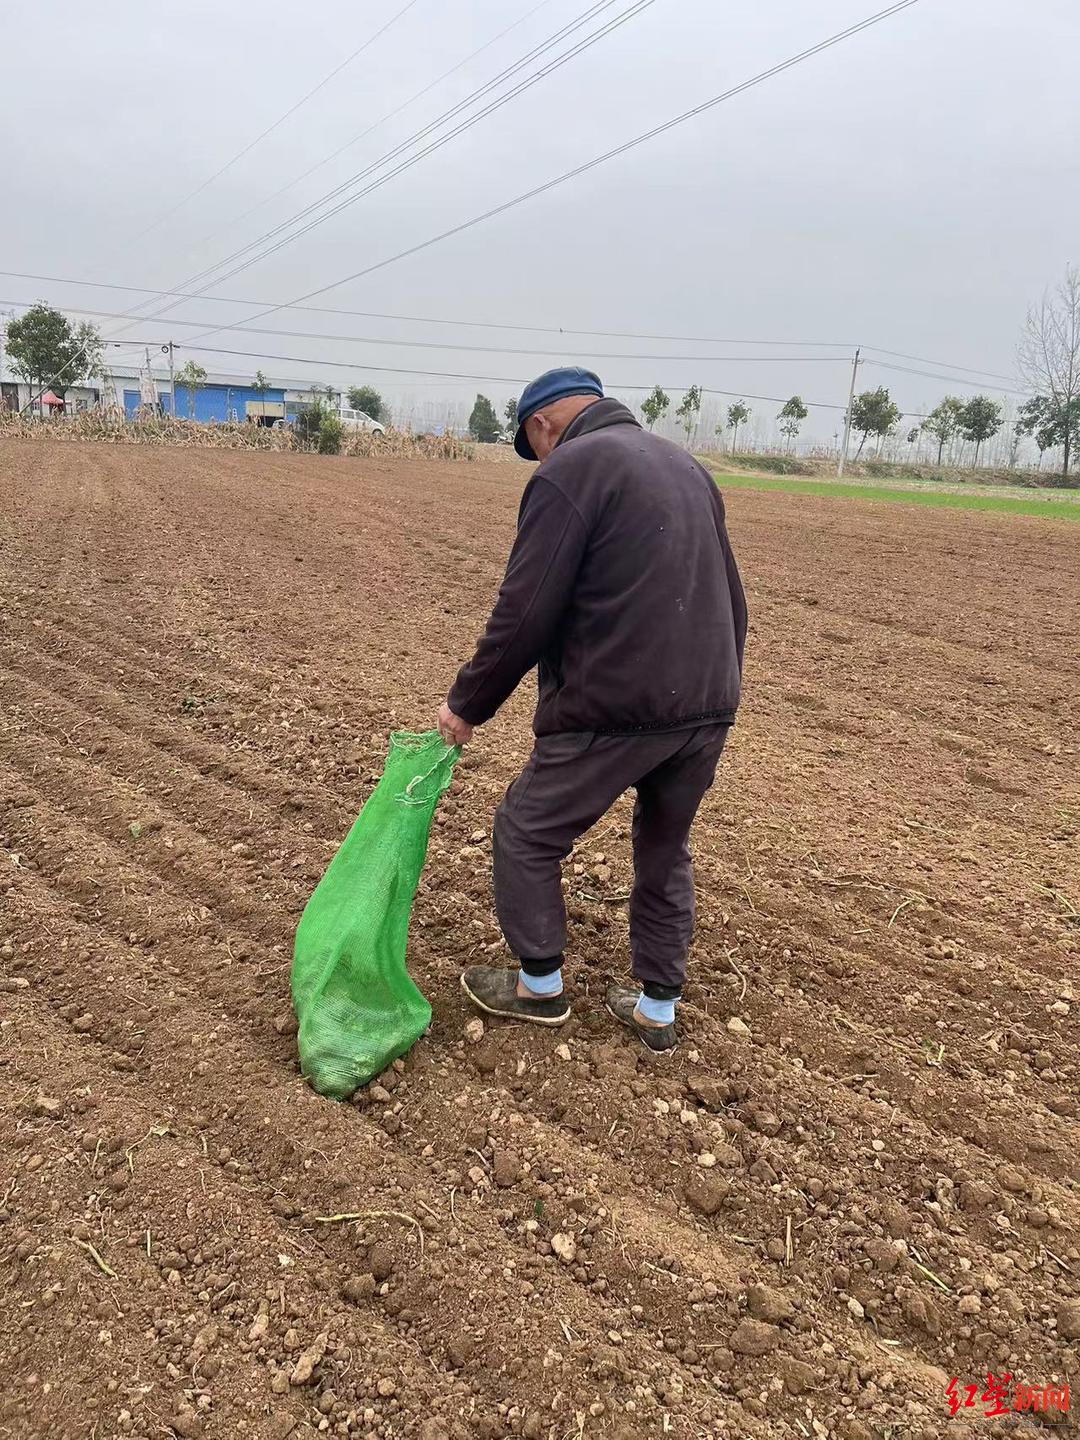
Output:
[461,967,570,1026]
[605,982,677,1053]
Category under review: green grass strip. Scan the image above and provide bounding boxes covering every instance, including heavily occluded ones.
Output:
[714,472,1080,521]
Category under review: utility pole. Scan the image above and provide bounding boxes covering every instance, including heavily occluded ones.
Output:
[837,346,861,478]
[0,311,8,410]
[163,342,175,415]
[140,347,158,415]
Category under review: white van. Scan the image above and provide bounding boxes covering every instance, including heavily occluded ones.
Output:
[338,407,386,435]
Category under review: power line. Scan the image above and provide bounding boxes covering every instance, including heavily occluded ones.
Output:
[0,289,1025,398]
[112,0,630,331]
[0,295,849,363]
[0,270,861,348]
[171,0,624,297]
[122,0,424,245]
[123,0,659,331]
[127,339,854,402]
[120,339,942,416]
[92,355,841,406]
[17,332,931,420]
[862,345,1017,384]
[180,0,926,348]
[862,358,1024,396]
[183,0,560,260]
[701,385,849,413]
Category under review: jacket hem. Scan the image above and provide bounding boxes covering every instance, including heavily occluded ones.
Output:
[534,710,736,738]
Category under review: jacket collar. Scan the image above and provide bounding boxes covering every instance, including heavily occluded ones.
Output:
[556,397,641,449]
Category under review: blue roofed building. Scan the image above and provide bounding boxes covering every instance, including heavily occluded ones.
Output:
[108,363,332,425]
[158,378,286,424]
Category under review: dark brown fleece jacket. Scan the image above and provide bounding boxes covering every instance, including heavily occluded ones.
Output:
[449,398,747,736]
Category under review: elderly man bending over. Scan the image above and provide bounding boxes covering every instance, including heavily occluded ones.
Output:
[438,366,747,1052]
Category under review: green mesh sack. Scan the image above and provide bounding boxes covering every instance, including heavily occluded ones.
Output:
[291,730,459,1099]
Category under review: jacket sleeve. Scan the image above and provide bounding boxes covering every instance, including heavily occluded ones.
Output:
[712,483,748,672]
[447,477,588,727]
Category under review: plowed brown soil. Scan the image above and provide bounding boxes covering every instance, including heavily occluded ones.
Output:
[1,441,1076,1440]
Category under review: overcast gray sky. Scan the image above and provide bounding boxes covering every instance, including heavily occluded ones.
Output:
[4,0,1079,443]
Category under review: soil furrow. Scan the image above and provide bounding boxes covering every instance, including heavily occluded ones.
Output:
[1,440,1075,1440]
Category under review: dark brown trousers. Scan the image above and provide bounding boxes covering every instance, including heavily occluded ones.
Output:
[492,725,728,999]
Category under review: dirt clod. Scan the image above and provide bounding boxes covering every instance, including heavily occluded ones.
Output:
[551,1232,577,1264]
[343,1273,377,1303]
[779,1357,819,1395]
[446,1335,478,1370]
[900,1290,941,1336]
[686,1075,730,1111]
[684,1171,729,1216]
[841,1421,876,1440]
[493,1149,521,1188]
[369,1243,394,1280]
[747,1284,795,1324]
[290,1332,328,1386]
[996,1164,1027,1194]
[1058,1299,1080,1340]
[959,1180,996,1212]
[729,1319,781,1356]
[169,1412,204,1439]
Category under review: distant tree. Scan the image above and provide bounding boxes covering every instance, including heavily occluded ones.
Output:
[295,393,341,453]
[777,394,808,450]
[850,387,901,459]
[906,426,921,448]
[1007,418,1023,469]
[504,396,518,436]
[468,393,502,443]
[347,384,385,421]
[921,396,965,465]
[726,400,750,454]
[675,384,702,447]
[73,321,106,383]
[252,369,270,397]
[1017,393,1080,478]
[317,409,343,455]
[1016,393,1080,472]
[1018,403,1048,469]
[958,395,1003,467]
[641,384,670,431]
[294,397,323,449]
[1018,264,1080,480]
[175,360,207,419]
[5,304,102,402]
